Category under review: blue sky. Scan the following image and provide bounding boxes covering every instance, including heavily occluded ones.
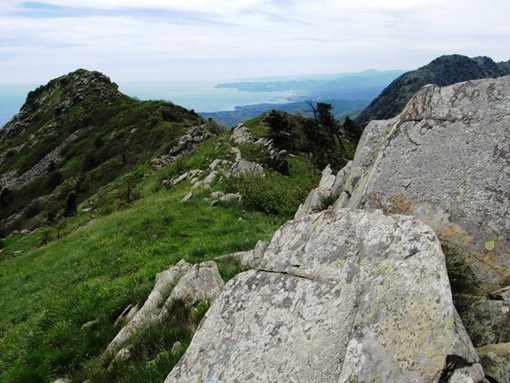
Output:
[0,0,509,85]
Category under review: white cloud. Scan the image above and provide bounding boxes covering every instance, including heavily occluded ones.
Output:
[0,0,509,84]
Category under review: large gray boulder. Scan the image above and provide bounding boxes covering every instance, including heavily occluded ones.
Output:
[338,76,510,294]
[166,209,484,383]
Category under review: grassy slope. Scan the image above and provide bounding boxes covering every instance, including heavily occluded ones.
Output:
[0,131,319,382]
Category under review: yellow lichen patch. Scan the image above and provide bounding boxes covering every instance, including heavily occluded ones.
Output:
[485,240,496,251]
[445,317,454,330]
[485,235,504,252]
[379,261,391,274]
[388,194,413,214]
[334,259,346,267]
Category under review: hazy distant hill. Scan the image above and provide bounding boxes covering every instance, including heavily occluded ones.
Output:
[216,69,405,99]
[354,54,510,127]
[204,70,405,126]
[200,99,368,128]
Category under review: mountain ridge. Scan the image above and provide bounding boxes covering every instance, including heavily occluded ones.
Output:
[354,54,510,127]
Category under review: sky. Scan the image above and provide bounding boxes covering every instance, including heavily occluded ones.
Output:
[0,0,509,86]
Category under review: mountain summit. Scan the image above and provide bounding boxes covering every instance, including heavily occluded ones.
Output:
[354,54,510,127]
[0,69,203,235]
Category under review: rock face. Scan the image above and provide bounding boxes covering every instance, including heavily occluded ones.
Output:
[340,76,510,294]
[166,209,484,383]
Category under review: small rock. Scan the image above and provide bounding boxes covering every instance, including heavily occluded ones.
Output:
[172,172,189,186]
[81,319,99,331]
[171,341,182,355]
[210,191,225,200]
[180,192,193,203]
[51,378,71,383]
[219,193,242,204]
[115,348,131,362]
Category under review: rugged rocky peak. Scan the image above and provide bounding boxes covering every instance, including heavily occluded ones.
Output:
[2,69,120,140]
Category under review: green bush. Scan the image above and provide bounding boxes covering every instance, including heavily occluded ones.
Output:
[225,172,309,219]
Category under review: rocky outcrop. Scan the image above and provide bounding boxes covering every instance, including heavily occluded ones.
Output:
[0,127,86,190]
[106,260,224,359]
[317,75,510,380]
[162,75,510,382]
[166,209,484,383]
[2,69,120,140]
[230,123,288,174]
[152,125,215,168]
[339,76,510,295]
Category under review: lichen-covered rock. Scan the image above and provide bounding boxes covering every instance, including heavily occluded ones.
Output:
[455,297,510,347]
[476,343,510,383]
[339,76,510,294]
[166,209,484,383]
[229,159,264,176]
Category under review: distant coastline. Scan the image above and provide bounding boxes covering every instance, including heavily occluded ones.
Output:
[0,81,297,128]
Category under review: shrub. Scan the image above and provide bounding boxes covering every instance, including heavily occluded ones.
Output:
[225,173,306,219]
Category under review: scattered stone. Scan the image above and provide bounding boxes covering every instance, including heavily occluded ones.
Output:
[210,191,225,200]
[230,159,264,177]
[51,378,71,383]
[231,147,242,162]
[171,341,182,355]
[171,172,189,186]
[106,260,192,357]
[106,260,224,359]
[295,164,345,219]
[180,191,193,203]
[81,319,100,331]
[168,125,214,159]
[152,125,214,168]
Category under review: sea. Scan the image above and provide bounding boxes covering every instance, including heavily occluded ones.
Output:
[0,81,296,128]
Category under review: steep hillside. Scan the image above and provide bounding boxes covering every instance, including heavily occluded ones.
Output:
[354,54,510,127]
[0,69,204,236]
[1,74,354,381]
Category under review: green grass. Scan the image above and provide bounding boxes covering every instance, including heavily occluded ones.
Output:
[0,132,314,382]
